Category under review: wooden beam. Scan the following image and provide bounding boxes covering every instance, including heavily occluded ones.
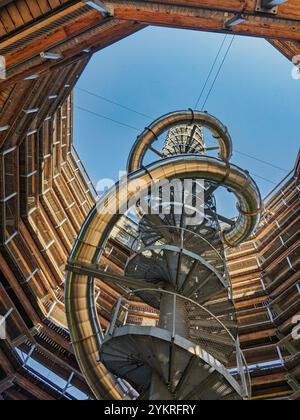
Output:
[0,20,144,89]
[0,3,86,50]
[0,1,84,39]
[0,253,40,325]
[269,39,300,60]
[3,388,28,400]
[1,1,300,89]
[252,372,287,386]
[3,9,106,68]
[104,0,300,22]
[0,1,14,8]
[15,373,57,400]
[0,283,33,340]
[103,1,300,41]
[0,347,13,374]
[0,376,14,393]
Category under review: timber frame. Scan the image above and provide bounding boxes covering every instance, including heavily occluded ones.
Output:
[0,0,299,400]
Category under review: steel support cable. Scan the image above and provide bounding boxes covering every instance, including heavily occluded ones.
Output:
[200,36,235,111]
[235,150,288,173]
[75,96,289,174]
[76,87,153,120]
[76,35,230,125]
[75,33,287,175]
[193,36,288,176]
[194,35,228,109]
[75,105,140,132]
[75,104,280,186]
[193,35,288,173]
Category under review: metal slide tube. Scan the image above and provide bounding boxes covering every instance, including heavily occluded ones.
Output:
[66,154,261,400]
[65,274,124,400]
[127,110,233,173]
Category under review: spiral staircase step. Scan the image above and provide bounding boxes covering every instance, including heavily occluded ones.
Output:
[101,326,244,400]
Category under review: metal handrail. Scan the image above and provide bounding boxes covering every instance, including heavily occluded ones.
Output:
[130,225,230,287]
[107,288,252,400]
[131,225,227,266]
[132,225,228,274]
[71,145,98,197]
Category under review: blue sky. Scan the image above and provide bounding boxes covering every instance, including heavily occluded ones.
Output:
[74,26,300,217]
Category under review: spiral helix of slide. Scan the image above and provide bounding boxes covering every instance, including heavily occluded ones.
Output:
[66,110,262,400]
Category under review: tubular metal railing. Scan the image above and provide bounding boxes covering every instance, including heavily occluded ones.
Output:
[105,288,252,400]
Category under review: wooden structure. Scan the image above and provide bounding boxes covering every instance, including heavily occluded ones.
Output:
[0,0,299,400]
[228,157,300,400]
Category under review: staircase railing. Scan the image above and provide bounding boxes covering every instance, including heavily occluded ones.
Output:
[106,288,252,400]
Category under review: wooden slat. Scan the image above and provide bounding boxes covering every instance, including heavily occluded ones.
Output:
[0,20,144,89]
[107,1,300,41]
[0,0,72,35]
[4,9,104,67]
[0,3,88,49]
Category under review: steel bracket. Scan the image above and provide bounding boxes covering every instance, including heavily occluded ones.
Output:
[255,0,278,14]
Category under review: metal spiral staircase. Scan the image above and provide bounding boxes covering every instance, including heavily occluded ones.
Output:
[66,111,262,400]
